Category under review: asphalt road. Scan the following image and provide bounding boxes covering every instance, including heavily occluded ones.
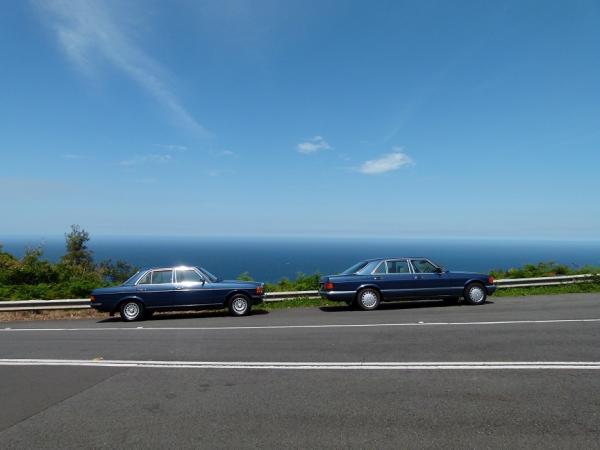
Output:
[1,293,600,449]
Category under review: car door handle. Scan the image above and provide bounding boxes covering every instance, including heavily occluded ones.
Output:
[414,276,422,280]
[373,276,382,280]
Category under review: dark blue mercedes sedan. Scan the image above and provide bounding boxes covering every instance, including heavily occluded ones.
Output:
[319,257,496,310]
[91,266,264,321]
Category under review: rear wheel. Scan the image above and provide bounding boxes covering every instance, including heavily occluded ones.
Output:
[120,300,144,321]
[228,294,251,316]
[356,288,381,311]
[464,283,487,305]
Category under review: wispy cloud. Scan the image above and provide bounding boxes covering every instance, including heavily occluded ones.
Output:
[119,154,173,167]
[297,136,332,154]
[154,144,188,152]
[36,0,209,136]
[61,153,83,160]
[359,148,413,175]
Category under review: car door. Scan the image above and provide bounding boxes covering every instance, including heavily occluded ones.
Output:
[174,268,218,306]
[409,259,455,296]
[136,269,177,308]
[372,259,418,300]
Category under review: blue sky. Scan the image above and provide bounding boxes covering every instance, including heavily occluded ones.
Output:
[1,0,599,238]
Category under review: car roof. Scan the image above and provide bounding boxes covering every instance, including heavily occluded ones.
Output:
[363,257,429,262]
[139,265,199,272]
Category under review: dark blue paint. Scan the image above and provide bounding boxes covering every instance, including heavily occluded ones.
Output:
[319,258,495,303]
[91,267,264,314]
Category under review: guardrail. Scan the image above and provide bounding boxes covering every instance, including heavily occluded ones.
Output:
[0,274,597,312]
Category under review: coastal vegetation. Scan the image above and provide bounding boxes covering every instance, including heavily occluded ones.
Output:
[0,225,136,301]
[0,226,599,301]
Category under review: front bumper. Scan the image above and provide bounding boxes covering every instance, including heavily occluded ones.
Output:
[90,302,111,312]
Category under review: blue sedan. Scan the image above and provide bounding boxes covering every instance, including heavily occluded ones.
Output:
[91,266,264,321]
[319,257,496,310]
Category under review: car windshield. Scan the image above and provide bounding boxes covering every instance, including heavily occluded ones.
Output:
[340,261,369,275]
[199,267,219,282]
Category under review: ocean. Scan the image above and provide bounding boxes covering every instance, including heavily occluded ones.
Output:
[2,236,600,282]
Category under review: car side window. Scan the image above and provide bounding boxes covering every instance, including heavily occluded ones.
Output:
[411,259,437,273]
[137,271,151,285]
[151,270,173,284]
[176,269,204,283]
[373,262,387,274]
[386,260,410,274]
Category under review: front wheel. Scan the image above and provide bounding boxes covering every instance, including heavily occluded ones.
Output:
[464,283,487,305]
[228,294,252,316]
[356,288,381,311]
[120,300,144,321]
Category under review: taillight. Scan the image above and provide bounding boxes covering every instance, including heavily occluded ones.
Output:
[256,285,264,295]
[325,282,334,291]
[90,295,96,302]
[488,276,494,285]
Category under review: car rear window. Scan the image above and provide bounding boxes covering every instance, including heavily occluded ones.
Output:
[387,260,410,274]
[151,270,173,284]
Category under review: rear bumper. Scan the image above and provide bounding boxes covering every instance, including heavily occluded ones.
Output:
[486,285,497,295]
[252,295,264,305]
[319,290,355,302]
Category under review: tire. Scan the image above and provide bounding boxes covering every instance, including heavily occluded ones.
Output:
[442,296,460,305]
[464,283,487,305]
[356,288,381,311]
[228,294,251,317]
[120,300,144,322]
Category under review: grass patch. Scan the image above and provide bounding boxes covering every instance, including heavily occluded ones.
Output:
[259,297,337,310]
[495,282,600,297]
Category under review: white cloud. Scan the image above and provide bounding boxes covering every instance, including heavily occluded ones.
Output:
[36,0,209,136]
[359,148,413,175]
[297,136,332,154]
[61,153,83,160]
[154,144,188,152]
[119,154,173,167]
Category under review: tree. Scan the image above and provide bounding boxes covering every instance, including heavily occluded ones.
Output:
[61,224,94,270]
[98,259,138,284]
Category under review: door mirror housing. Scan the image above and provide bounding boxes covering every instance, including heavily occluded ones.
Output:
[434,267,443,274]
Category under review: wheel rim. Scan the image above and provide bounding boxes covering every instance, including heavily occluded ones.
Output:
[469,287,485,303]
[360,290,378,308]
[232,297,248,314]
[123,302,139,319]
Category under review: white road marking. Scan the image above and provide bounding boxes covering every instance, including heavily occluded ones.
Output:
[2,318,600,332]
[0,359,599,370]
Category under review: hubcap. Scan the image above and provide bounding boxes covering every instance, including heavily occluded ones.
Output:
[123,302,139,319]
[360,290,378,308]
[470,287,485,303]
[232,297,248,314]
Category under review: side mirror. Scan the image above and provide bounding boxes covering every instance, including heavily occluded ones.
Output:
[434,267,443,274]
